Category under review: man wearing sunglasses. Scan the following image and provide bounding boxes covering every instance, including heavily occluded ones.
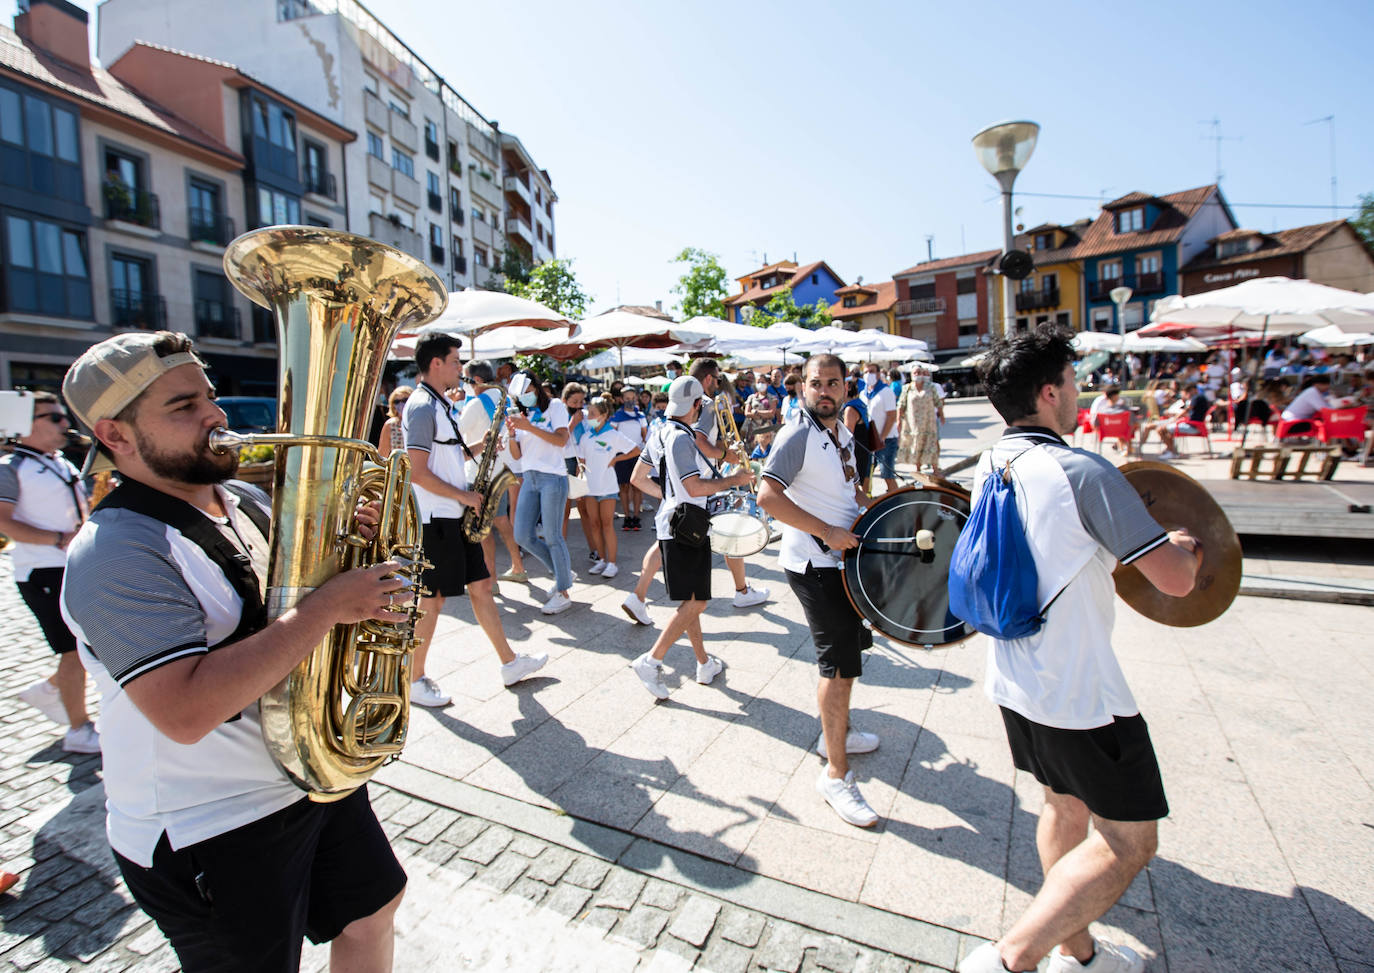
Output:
[758,354,881,828]
[0,391,98,753]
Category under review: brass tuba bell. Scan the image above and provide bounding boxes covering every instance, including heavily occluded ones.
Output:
[216,226,446,801]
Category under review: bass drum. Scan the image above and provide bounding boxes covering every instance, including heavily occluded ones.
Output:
[840,484,976,647]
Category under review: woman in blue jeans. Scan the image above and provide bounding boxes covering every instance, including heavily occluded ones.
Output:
[507,372,576,615]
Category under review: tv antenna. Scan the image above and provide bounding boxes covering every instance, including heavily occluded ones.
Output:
[1304,115,1336,218]
[1199,117,1242,183]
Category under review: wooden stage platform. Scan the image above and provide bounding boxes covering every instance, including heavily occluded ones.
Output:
[1200,479,1374,539]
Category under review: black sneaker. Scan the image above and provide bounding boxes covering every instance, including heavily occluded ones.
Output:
[629,516,641,531]
[622,517,635,531]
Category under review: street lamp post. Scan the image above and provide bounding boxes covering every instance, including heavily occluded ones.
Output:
[1110,284,1133,385]
[972,121,1039,341]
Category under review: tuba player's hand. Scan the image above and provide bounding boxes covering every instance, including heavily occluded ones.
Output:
[353,500,382,541]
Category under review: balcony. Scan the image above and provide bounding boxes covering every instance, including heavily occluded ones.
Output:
[368,212,424,264]
[453,254,467,275]
[504,173,531,205]
[1015,287,1059,312]
[366,154,390,190]
[195,299,242,341]
[363,91,389,132]
[894,296,946,317]
[303,165,337,201]
[391,169,421,208]
[110,289,166,330]
[1135,270,1165,294]
[388,111,418,152]
[505,210,533,245]
[188,207,235,247]
[448,150,462,176]
[427,190,443,213]
[430,243,445,265]
[103,181,161,230]
[469,168,502,208]
[251,306,276,344]
[451,205,464,225]
[1089,278,1123,301]
[425,136,440,162]
[471,217,497,249]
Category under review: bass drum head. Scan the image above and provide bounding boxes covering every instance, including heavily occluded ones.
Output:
[841,485,976,647]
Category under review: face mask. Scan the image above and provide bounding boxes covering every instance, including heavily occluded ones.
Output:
[666,368,678,379]
[863,373,877,389]
[518,391,537,408]
[755,383,767,394]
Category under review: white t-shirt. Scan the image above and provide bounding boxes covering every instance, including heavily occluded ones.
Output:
[61,482,302,867]
[973,429,1168,730]
[861,382,897,440]
[514,399,572,475]
[578,423,637,496]
[401,382,470,522]
[1282,385,1329,422]
[760,412,861,572]
[0,447,86,581]
[458,388,513,477]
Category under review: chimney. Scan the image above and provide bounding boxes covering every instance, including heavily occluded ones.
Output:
[14,0,90,72]
[654,300,662,312]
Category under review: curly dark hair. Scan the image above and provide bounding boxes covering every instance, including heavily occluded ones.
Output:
[978,325,1077,424]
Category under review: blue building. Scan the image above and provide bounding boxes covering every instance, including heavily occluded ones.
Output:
[1076,185,1236,333]
[723,259,847,325]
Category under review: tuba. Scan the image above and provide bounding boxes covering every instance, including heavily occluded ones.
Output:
[213,226,446,801]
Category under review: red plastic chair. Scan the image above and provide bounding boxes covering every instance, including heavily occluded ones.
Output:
[1169,415,1213,456]
[1315,406,1367,444]
[1275,416,1319,441]
[1075,407,1093,444]
[1094,412,1135,455]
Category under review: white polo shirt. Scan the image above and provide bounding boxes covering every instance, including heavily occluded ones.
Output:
[513,399,572,475]
[401,382,471,522]
[972,428,1168,729]
[638,418,710,540]
[761,411,861,572]
[0,447,85,582]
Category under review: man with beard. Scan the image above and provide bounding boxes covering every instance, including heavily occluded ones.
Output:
[758,354,880,828]
[59,332,410,972]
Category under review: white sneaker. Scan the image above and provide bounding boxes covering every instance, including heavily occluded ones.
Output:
[622,593,653,626]
[18,679,67,725]
[410,676,451,708]
[1158,449,1177,459]
[589,560,607,575]
[1045,939,1144,973]
[695,655,725,685]
[541,592,573,615]
[501,653,549,687]
[816,727,880,757]
[816,769,878,827]
[958,942,1019,973]
[732,585,770,609]
[62,722,100,754]
[632,653,669,700]
[600,562,619,579]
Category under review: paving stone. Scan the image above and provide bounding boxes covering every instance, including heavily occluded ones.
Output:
[472,849,528,892]
[667,893,720,948]
[544,882,592,918]
[816,937,861,973]
[718,905,768,948]
[458,824,512,865]
[640,946,695,972]
[3,926,77,970]
[697,936,754,973]
[365,788,409,820]
[595,869,647,911]
[77,951,135,973]
[639,878,682,911]
[125,927,167,956]
[507,833,546,858]
[525,845,575,885]
[853,953,914,973]
[402,806,459,844]
[414,838,459,866]
[757,920,809,973]
[563,855,612,890]
[379,817,407,840]
[25,958,71,973]
[656,933,700,966]
[385,798,434,828]
[509,875,549,905]
[438,814,488,848]
[610,904,669,950]
[580,905,621,936]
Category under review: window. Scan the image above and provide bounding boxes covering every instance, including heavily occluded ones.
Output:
[268,104,296,151]
[811,274,818,285]
[1092,307,1112,330]
[193,269,238,340]
[1015,317,1029,333]
[472,207,485,224]
[449,186,461,212]
[256,186,301,227]
[1018,277,1035,294]
[188,179,226,244]
[956,276,976,294]
[1117,207,1144,233]
[474,246,488,268]
[103,148,159,228]
[842,297,856,308]
[303,213,331,227]
[3,215,91,318]
[1041,272,1058,292]
[1034,233,1051,250]
[369,192,385,215]
[367,131,385,159]
[247,95,298,178]
[1137,255,1160,274]
[391,148,414,179]
[1218,239,1249,258]
[388,96,409,118]
[958,321,979,336]
[110,253,155,328]
[910,282,935,299]
[363,73,379,96]
[423,118,439,160]
[0,87,82,201]
[303,141,329,196]
[446,139,460,173]
[1055,311,1072,328]
[1099,260,1123,282]
[429,223,443,247]
[451,235,463,257]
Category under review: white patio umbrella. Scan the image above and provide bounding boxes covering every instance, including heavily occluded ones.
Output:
[535,310,715,378]
[579,346,686,371]
[418,289,572,336]
[788,326,890,355]
[1072,330,1126,352]
[1123,333,1207,353]
[678,315,784,352]
[720,349,807,369]
[1298,324,1374,347]
[389,325,566,362]
[869,331,932,360]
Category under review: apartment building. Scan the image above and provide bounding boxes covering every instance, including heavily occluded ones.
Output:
[1180,220,1374,295]
[0,0,279,391]
[98,0,558,293]
[891,250,998,352]
[501,132,556,268]
[723,260,847,324]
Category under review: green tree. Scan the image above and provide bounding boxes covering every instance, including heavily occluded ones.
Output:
[1353,192,1374,247]
[670,247,730,320]
[745,287,832,329]
[504,257,590,318]
[498,246,533,285]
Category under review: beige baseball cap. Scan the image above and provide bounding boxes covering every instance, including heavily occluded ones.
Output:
[63,332,201,474]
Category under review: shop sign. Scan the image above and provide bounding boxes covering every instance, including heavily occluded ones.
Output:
[1202,267,1261,285]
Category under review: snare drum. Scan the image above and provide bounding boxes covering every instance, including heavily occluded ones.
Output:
[706,488,770,557]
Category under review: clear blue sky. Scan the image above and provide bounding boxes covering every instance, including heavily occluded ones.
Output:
[20,0,1374,316]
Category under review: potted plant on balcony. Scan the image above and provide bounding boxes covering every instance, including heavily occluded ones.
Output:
[103,176,133,221]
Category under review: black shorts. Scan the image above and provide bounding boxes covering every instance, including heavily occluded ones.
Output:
[17,567,76,655]
[420,517,489,598]
[115,785,406,973]
[1000,708,1169,822]
[615,457,637,486]
[786,565,870,679]
[660,538,711,602]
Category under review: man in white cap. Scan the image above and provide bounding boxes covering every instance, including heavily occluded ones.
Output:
[628,376,750,699]
[59,331,409,972]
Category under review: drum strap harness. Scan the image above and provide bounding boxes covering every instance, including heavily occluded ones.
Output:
[948,443,1068,640]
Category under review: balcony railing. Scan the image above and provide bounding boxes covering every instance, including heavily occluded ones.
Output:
[448,152,462,176]
[894,296,946,317]
[427,191,443,213]
[303,165,337,200]
[103,180,161,230]
[1089,278,1123,301]
[188,207,236,247]
[110,289,166,330]
[452,205,464,225]
[453,254,467,275]
[251,306,276,344]
[424,137,440,162]
[195,299,241,341]
[1135,270,1165,294]
[430,243,445,265]
[1015,286,1060,312]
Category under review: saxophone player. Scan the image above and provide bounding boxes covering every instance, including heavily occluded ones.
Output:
[401,334,548,711]
[458,360,526,587]
[59,332,410,972]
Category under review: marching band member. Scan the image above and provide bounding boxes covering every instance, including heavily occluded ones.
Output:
[458,360,526,588]
[507,372,577,615]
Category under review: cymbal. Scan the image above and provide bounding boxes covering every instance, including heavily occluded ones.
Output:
[1112,461,1241,627]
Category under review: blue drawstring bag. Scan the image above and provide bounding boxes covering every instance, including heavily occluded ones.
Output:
[948,458,1052,639]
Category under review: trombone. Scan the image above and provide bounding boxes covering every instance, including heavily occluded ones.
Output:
[712,392,760,491]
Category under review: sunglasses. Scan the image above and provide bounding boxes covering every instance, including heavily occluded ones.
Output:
[825,428,857,483]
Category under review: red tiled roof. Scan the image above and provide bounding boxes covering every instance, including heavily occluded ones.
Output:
[1102,190,1155,210]
[1073,185,1229,260]
[893,249,999,278]
[0,24,240,163]
[734,260,796,284]
[1183,220,1353,271]
[833,282,877,296]
[725,260,841,306]
[1014,219,1091,265]
[830,280,896,319]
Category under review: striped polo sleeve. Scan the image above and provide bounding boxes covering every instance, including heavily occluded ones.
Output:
[1057,449,1169,564]
[62,509,208,685]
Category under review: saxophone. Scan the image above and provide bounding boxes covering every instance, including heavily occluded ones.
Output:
[462,393,516,542]
[212,226,446,801]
